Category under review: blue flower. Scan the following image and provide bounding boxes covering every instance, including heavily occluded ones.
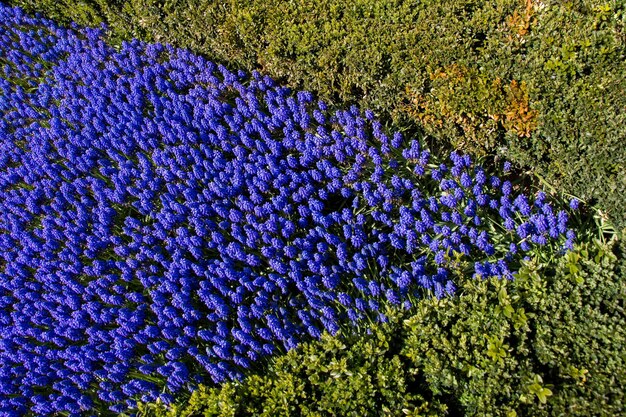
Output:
[0,5,575,414]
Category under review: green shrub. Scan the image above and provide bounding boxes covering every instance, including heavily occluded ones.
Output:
[8,0,626,226]
[403,237,626,416]
[139,236,625,416]
[137,317,448,417]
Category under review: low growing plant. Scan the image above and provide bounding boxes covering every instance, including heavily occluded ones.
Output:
[142,235,625,416]
[7,0,626,227]
[0,5,577,415]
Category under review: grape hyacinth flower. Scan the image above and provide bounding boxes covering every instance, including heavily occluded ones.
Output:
[0,4,576,415]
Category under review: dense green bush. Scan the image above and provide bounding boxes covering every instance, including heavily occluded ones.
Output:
[8,0,626,227]
[403,238,626,416]
[138,235,625,416]
[137,319,448,417]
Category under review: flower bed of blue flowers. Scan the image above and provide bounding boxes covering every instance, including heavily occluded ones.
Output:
[0,4,578,416]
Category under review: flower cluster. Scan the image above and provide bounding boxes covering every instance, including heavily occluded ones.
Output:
[0,4,576,416]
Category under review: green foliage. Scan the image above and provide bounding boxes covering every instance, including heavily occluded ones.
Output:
[7,0,626,226]
[140,237,626,416]
[402,237,626,416]
[5,0,129,43]
[137,317,448,417]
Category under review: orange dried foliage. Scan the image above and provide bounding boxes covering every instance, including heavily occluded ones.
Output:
[504,79,538,137]
[506,0,536,39]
